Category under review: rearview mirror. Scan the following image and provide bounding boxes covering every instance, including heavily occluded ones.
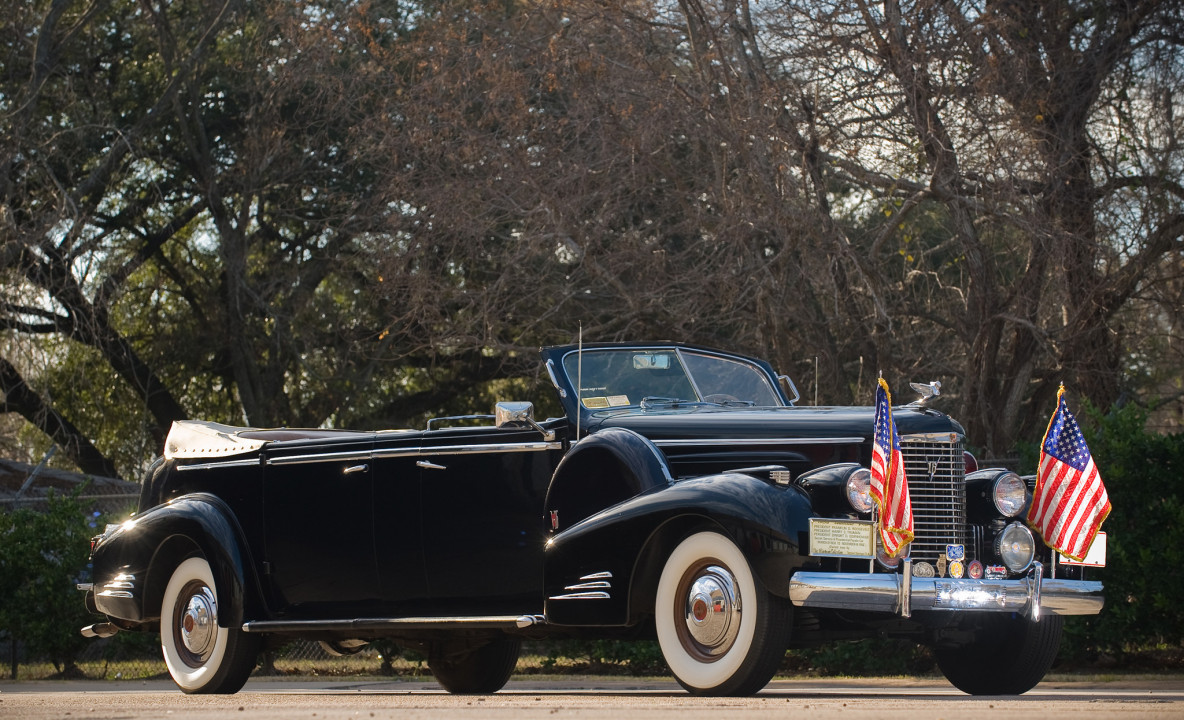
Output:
[495,402,535,427]
[633,353,672,370]
[495,402,556,442]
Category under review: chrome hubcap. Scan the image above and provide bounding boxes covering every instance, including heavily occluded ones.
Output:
[682,565,741,656]
[179,585,218,660]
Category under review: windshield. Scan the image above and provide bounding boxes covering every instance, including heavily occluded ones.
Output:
[561,348,783,409]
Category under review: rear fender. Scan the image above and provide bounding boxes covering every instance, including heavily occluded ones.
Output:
[544,472,814,627]
[90,493,259,628]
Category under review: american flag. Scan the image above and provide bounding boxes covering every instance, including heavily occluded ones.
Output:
[1027,385,1111,562]
[871,378,913,557]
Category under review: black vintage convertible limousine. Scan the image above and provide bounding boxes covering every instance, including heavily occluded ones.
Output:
[80,343,1104,696]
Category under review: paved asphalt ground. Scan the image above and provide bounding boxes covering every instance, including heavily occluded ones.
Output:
[3,676,1183,720]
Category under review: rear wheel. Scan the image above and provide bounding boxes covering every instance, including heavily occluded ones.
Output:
[428,636,521,694]
[160,556,259,694]
[655,531,791,696]
[934,613,1063,695]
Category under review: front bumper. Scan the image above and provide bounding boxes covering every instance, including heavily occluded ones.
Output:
[789,562,1103,620]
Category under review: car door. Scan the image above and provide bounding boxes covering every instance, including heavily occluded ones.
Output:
[262,437,377,616]
[371,431,430,609]
[414,425,563,615]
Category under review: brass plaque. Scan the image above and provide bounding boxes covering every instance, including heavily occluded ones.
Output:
[808,518,876,558]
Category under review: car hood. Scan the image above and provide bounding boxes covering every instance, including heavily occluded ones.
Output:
[586,404,964,443]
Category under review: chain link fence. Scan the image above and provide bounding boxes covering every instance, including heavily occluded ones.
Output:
[1,635,440,681]
[1,635,679,682]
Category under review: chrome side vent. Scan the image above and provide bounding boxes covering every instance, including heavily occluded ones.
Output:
[97,572,136,599]
[548,571,613,600]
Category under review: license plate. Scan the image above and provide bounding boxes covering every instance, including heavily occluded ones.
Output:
[1058,532,1107,567]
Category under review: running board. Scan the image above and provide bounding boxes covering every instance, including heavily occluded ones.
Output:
[242,614,547,634]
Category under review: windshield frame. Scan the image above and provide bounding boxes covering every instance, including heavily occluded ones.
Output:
[551,344,788,414]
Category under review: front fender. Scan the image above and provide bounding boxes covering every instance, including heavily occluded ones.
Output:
[544,427,675,532]
[544,472,814,626]
[90,493,259,628]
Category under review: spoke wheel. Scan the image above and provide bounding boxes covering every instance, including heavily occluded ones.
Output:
[160,557,259,694]
[655,531,790,696]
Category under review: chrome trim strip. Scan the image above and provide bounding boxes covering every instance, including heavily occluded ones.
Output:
[373,447,421,459]
[788,572,1103,616]
[242,615,537,633]
[180,441,562,468]
[654,437,864,447]
[547,591,612,601]
[176,459,261,472]
[900,432,965,443]
[563,581,611,591]
[579,571,613,580]
[97,590,134,599]
[419,442,563,456]
[267,450,373,466]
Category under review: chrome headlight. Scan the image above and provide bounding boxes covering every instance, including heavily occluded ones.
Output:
[992,472,1028,517]
[846,468,874,513]
[996,522,1035,573]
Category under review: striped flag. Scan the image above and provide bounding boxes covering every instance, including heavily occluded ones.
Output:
[871,378,914,557]
[1027,385,1111,561]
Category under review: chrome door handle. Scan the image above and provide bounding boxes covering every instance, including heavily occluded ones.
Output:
[417,460,446,470]
[343,464,368,475]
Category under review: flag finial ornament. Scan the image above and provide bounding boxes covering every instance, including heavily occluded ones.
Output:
[1027,385,1111,562]
[871,378,914,557]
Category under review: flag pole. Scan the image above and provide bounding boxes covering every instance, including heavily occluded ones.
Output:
[576,322,583,441]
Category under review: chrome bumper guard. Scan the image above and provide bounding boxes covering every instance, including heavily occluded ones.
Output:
[789,562,1103,621]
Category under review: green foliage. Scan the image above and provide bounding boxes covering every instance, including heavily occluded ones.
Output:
[0,489,102,677]
[1057,402,1184,659]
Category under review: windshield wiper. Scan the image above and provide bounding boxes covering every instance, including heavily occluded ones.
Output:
[640,396,696,409]
[712,399,755,407]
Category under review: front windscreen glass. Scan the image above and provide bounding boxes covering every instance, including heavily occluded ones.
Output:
[680,352,781,406]
[562,349,782,409]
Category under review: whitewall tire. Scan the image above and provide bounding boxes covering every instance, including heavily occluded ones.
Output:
[655,531,790,696]
[160,556,258,694]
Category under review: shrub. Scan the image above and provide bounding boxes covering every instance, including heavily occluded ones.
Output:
[1051,402,1184,660]
[0,489,101,678]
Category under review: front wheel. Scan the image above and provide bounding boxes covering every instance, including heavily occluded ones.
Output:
[655,531,791,696]
[160,556,259,694]
[934,613,1063,695]
[428,636,521,694]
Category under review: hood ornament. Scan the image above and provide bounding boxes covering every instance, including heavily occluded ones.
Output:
[908,381,941,406]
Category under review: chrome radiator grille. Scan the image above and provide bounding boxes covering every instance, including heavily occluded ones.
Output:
[900,437,967,562]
